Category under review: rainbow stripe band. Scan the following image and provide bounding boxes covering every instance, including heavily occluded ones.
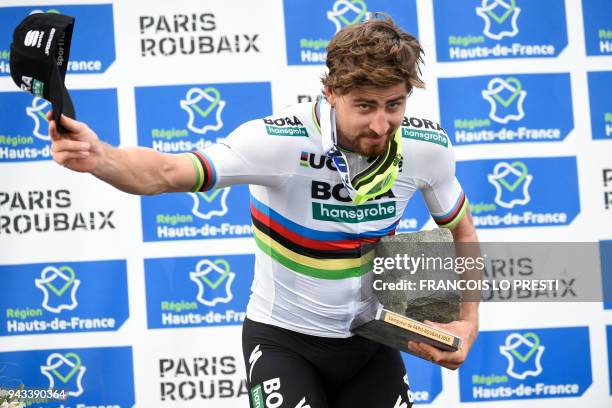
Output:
[253,227,375,280]
[250,195,397,279]
[186,151,217,192]
[433,191,468,229]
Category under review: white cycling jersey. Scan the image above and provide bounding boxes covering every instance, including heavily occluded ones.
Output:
[188,99,467,337]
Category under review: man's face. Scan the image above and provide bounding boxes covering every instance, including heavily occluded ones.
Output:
[325,83,408,157]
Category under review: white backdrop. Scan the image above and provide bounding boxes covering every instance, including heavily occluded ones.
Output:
[0,0,611,407]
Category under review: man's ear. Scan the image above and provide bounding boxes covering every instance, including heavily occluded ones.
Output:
[324,87,336,107]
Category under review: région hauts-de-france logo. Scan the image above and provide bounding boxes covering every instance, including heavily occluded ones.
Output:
[482,77,527,124]
[180,87,225,135]
[499,332,545,380]
[35,266,81,313]
[26,97,51,140]
[189,188,230,220]
[40,352,86,397]
[487,161,532,209]
[189,258,236,307]
[327,0,371,33]
[476,0,520,40]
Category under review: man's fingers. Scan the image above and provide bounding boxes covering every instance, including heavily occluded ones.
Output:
[57,114,85,133]
[408,341,465,369]
[52,139,90,153]
[417,342,446,363]
[52,150,90,164]
[46,109,54,121]
[48,118,62,141]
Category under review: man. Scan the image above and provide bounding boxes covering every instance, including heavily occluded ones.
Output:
[50,17,478,408]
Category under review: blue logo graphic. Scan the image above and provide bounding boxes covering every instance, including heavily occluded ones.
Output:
[0,89,120,162]
[396,190,432,233]
[601,241,612,310]
[582,0,612,56]
[459,327,592,402]
[135,82,272,242]
[439,73,573,145]
[0,347,134,406]
[0,4,116,76]
[145,254,254,329]
[0,260,128,336]
[402,353,442,404]
[607,326,612,395]
[457,157,580,228]
[283,0,418,65]
[587,71,612,140]
[433,0,567,62]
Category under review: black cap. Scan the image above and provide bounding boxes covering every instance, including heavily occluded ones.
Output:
[9,12,75,133]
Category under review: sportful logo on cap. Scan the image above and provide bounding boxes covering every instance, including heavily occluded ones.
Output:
[23,29,44,47]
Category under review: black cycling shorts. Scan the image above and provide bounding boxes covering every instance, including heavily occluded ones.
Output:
[242,318,414,408]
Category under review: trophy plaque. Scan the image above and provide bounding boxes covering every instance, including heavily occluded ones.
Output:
[352,229,463,357]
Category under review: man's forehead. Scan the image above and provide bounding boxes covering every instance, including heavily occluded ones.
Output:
[343,83,408,101]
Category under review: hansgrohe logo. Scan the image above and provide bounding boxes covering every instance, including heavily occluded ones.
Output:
[312,201,396,223]
[402,128,448,147]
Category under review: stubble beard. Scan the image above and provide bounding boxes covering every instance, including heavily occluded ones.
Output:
[349,130,394,157]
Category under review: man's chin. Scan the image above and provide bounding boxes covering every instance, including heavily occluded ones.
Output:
[357,141,388,157]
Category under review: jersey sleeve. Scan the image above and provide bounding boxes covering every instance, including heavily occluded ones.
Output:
[184,119,292,191]
[414,138,468,230]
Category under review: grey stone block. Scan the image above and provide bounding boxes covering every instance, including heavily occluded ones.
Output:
[374,229,461,323]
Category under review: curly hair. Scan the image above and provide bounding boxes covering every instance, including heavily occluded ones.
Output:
[322,16,424,95]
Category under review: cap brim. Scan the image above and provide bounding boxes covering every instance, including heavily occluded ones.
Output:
[49,63,75,133]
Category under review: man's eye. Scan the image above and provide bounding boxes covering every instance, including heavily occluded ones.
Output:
[358,104,370,111]
[388,102,401,109]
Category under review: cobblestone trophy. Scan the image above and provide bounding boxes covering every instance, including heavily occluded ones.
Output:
[352,229,463,357]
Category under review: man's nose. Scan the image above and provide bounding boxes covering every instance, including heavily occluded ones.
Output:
[369,110,391,136]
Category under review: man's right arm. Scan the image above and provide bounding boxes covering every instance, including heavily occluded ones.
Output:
[49,113,196,195]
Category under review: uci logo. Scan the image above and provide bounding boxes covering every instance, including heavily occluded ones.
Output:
[24,30,44,48]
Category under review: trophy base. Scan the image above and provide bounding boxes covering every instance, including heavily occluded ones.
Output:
[352,307,461,356]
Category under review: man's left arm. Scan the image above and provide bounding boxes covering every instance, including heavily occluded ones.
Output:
[408,207,480,370]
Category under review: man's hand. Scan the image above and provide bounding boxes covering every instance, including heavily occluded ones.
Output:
[407,316,478,370]
[48,111,105,173]
[408,206,481,370]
